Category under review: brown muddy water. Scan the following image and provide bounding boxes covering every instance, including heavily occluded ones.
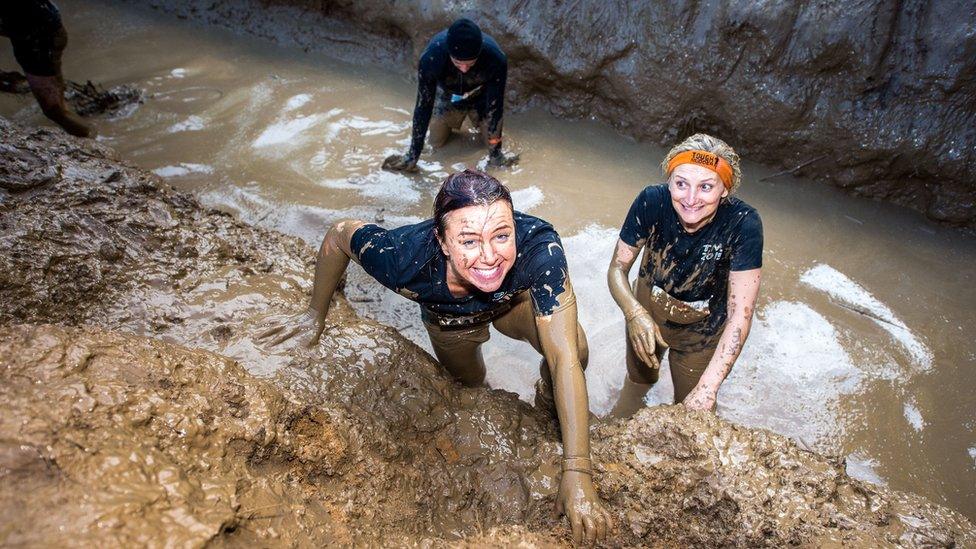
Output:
[2,0,975,521]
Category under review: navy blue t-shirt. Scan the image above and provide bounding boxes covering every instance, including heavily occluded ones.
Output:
[409,30,507,158]
[619,184,763,336]
[351,211,571,326]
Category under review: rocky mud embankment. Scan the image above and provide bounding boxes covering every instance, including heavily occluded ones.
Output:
[128,0,976,224]
[2,117,975,546]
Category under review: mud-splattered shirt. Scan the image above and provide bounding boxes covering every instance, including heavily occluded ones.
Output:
[619,184,763,336]
[408,30,507,159]
[351,211,571,326]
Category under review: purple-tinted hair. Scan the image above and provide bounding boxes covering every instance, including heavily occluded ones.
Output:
[432,169,512,237]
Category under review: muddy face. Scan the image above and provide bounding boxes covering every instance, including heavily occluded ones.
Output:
[668,163,728,232]
[438,201,516,295]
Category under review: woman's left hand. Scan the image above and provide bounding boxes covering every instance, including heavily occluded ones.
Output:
[555,471,612,544]
[683,383,717,411]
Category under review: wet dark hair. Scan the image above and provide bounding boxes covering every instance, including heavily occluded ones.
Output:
[432,169,512,238]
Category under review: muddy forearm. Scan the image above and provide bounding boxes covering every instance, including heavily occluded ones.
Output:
[308,220,365,323]
[607,239,644,318]
[537,299,590,462]
[697,269,762,393]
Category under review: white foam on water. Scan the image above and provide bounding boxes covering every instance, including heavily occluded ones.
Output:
[800,264,932,371]
[720,300,862,446]
[511,186,544,212]
[167,115,207,133]
[152,163,214,178]
[325,116,408,140]
[846,453,886,486]
[170,67,187,78]
[903,402,926,431]
[969,447,976,465]
[316,171,420,204]
[284,93,312,111]
[252,115,323,148]
[416,159,443,172]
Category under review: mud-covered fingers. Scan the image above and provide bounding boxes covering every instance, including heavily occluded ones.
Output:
[596,507,609,540]
[269,326,299,347]
[255,324,283,341]
[583,514,597,544]
[631,331,653,367]
[570,510,583,545]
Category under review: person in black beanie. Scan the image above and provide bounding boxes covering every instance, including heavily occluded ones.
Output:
[383,18,517,172]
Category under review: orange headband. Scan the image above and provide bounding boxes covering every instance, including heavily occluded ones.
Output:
[666,150,733,190]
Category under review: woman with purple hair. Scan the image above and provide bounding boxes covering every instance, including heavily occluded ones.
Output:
[260,169,611,543]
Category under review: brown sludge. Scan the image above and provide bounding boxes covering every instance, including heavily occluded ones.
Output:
[1,116,974,546]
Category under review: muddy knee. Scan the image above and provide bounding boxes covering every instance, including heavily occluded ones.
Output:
[428,117,451,148]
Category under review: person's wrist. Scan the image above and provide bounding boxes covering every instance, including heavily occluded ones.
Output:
[624,307,647,322]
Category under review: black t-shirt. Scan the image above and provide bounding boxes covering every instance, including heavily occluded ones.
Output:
[408,30,507,158]
[0,1,61,40]
[351,211,571,326]
[619,184,763,336]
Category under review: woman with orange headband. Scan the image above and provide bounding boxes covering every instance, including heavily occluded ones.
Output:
[607,133,763,412]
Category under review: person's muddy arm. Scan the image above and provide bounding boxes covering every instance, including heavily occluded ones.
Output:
[537,282,612,544]
[608,238,663,368]
[407,58,439,161]
[257,219,365,347]
[484,55,507,154]
[307,219,367,323]
[684,268,762,410]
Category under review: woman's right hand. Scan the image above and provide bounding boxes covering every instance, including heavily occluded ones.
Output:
[626,308,664,369]
[255,308,325,348]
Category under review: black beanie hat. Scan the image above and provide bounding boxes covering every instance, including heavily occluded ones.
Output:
[447,18,483,60]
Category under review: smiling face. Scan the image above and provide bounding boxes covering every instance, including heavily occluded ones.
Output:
[668,162,729,232]
[438,201,516,295]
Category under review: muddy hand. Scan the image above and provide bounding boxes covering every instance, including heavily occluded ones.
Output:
[626,309,661,369]
[381,152,419,173]
[255,308,325,348]
[555,471,612,545]
[683,384,717,411]
[487,148,519,168]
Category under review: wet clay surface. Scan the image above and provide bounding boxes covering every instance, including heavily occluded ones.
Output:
[2,118,975,546]
[129,0,976,225]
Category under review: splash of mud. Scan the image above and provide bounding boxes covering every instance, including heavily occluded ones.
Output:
[66,80,145,117]
[1,116,974,546]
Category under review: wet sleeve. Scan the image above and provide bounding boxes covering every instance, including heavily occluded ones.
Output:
[408,52,439,159]
[349,224,401,291]
[618,187,653,247]
[524,240,575,317]
[483,54,508,142]
[730,209,763,271]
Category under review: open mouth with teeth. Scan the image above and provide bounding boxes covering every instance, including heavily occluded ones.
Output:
[470,264,505,288]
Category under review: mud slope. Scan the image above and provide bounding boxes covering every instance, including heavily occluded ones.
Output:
[1,117,975,546]
[129,0,976,224]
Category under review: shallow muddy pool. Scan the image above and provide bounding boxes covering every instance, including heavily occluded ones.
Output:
[2,0,974,519]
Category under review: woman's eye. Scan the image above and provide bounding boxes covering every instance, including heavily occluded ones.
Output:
[462,239,477,248]
[702,184,713,192]
[495,234,510,242]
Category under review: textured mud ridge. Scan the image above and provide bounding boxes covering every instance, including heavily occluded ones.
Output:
[127,0,976,224]
[1,117,974,546]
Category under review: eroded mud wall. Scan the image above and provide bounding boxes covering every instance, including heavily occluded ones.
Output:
[131,0,976,224]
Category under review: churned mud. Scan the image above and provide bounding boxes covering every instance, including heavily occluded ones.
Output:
[1,117,974,546]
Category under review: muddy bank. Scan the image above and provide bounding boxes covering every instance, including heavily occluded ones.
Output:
[1,116,975,546]
[125,0,976,224]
